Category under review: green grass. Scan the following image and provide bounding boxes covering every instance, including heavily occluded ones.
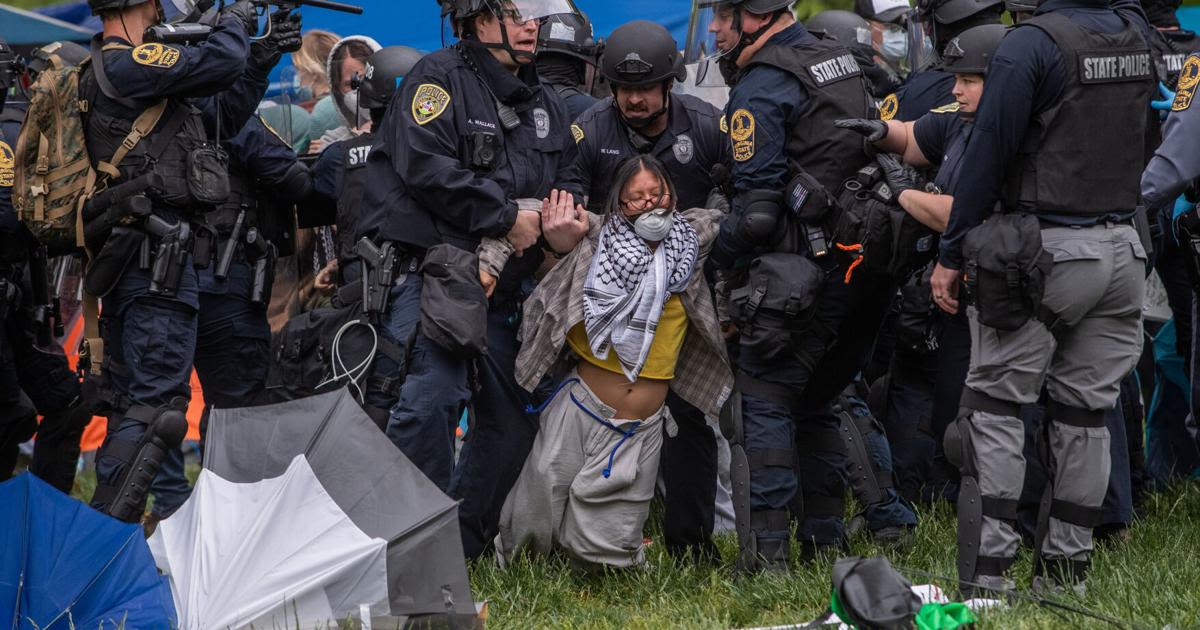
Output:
[67,468,1200,629]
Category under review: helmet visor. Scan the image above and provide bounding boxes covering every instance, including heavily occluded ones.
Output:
[903,10,940,74]
[684,0,736,86]
[489,0,580,23]
[160,0,203,23]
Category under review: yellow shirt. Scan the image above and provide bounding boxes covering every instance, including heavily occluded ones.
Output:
[567,295,689,381]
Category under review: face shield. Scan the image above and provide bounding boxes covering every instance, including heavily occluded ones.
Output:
[902,10,939,74]
[487,0,580,23]
[159,0,207,23]
[684,0,736,87]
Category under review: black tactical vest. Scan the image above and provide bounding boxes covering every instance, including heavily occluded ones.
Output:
[742,38,875,193]
[206,168,257,236]
[337,132,374,264]
[1152,31,1200,89]
[80,62,209,212]
[1002,13,1154,216]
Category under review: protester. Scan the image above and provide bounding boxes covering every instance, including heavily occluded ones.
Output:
[495,155,731,568]
[291,29,340,105]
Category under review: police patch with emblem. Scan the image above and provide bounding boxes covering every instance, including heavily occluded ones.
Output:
[131,43,180,68]
[532,107,550,139]
[1174,55,1200,111]
[412,83,451,126]
[879,94,899,121]
[0,140,14,188]
[571,124,585,143]
[673,134,695,165]
[730,109,755,162]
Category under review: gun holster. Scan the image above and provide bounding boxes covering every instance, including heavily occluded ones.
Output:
[84,227,146,298]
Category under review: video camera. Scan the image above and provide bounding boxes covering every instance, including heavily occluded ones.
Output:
[146,0,364,45]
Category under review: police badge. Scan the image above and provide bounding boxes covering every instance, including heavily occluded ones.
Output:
[673,134,695,164]
[533,107,550,139]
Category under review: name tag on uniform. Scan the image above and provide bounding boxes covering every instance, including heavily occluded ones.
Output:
[1078,49,1152,84]
[347,145,371,168]
[807,52,862,87]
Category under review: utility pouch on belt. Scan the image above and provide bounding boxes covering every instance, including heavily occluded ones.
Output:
[420,244,489,357]
[1132,205,1154,269]
[186,144,231,205]
[962,213,1053,331]
[83,226,145,298]
[786,170,834,224]
[729,252,825,361]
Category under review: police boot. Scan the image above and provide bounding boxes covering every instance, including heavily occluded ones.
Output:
[30,397,95,494]
[755,536,791,573]
[1032,557,1089,598]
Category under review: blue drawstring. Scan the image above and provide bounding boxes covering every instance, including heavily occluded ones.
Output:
[525,377,643,479]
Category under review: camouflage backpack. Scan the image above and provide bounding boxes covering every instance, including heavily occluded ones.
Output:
[12,45,164,256]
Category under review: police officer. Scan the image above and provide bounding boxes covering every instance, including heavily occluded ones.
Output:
[567,20,729,561]
[838,24,1007,504]
[0,39,94,494]
[931,0,1154,595]
[1147,0,1200,89]
[310,45,424,290]
[82,0,298,522]
[704,0,918,570]
[1142,51,1200,472]
[357,0,582,558]
[145,112,311,532]
[882,0,1003,122]
[805,10,904,98]
[536,10,599,120]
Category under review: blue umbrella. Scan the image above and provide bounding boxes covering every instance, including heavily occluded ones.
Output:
[0,474,176,630]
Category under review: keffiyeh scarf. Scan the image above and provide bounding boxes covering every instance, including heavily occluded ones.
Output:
[582,213,699,381]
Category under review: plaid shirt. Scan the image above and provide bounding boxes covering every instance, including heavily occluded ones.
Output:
[482,208,733,418]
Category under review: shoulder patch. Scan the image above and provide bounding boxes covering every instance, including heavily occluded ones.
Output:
[412,83,451,126]
[131,43,180,68]
[1174,56,1200,112]
[879,94,898,121]
[0,140,14,188]
[730,108,755,162]
[720,115,728,134]
[571,124,585,143]
[930,102,961,114]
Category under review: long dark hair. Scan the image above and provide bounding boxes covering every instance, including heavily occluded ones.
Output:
[602,154,679,219]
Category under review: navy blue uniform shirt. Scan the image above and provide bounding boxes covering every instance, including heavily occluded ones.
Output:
[571,93,729,212]
[939,0,1152,269]
[893,69,956,122]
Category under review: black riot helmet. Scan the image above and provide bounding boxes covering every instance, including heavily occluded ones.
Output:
[439,0,581,64]
[356,46,425,110]
[0,37,17,112]
[88,0,152,15]
[726,0,795,13]
[805,10,871,48]
[600,20,687,88]
[538,10,598,65]
[939,23,1006,75]
[915,0,1004,47]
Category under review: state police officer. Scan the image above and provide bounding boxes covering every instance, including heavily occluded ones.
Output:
[568,20,730,560]
[357,0,582,558]
[82,0,296,522]
[704,0,915,571]
[932,0,1154,595]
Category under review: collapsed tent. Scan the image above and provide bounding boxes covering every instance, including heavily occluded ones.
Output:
[149,388,475,628]
[0,474,176,629]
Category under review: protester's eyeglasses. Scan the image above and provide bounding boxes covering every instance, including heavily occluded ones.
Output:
[620,193,671,212]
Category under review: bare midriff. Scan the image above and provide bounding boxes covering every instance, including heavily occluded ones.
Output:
[577,361,670,421]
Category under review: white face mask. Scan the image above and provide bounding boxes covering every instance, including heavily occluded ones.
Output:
[632,208,674,242]
[338,90,371,129]
[879,28,909,64]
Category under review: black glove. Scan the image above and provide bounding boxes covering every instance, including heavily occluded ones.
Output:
[835,118,889,143]
[221,0,259,38]
[876,154,920,197]
[251,9,302,68]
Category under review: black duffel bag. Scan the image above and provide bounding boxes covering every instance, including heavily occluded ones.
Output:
[962,212,1054,331]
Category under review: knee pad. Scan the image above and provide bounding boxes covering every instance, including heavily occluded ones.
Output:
[93,398,189,523]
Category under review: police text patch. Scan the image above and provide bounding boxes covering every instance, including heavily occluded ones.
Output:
[730,109,755,162]
[131,43,180,69]
[1078,50,1152,84]
[412,84,451,126]
[0,140,13,188]
[1174,56,1200,111]
[347,144,372,168]
[807,53,862,87]
[879,94,898,121]
[571,124,585,143]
